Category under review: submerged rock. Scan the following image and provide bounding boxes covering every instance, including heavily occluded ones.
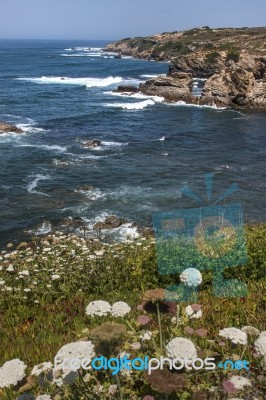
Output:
[93,215,126,231]
[83,139,101,148]
[0,121,23,134]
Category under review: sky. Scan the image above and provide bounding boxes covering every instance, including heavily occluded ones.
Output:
[0,0,265,40]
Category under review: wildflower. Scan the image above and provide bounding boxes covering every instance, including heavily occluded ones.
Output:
[51,274,60,280]
[219,327,247,345]
[180,268,202,287]
[241,326,260,337]
[184,326,194,335]
[108,384,118,395]
[137,315,151,326]
[111,301,131,317]
[185,305,202,319]
[85,300,111,317]
[145,368,187,394]
[0,359,27,388]
[143,288,165,302]
[0,280,5,285]
[55,341,95,373]
[19,270,29,276]
[46,285,52,288]
[91,323,127,356]
[36,395,52,400]
[222,380,237,394]
[166,338,197,362]
[31,362,53,377]
[95,250,105,256]
[6,265,15,273]
[130,342,141,350]
[24,288,31,292]
[228,375,252,390]
[196,328,208,337]
[254,335,266,360]
[139,331,152,341]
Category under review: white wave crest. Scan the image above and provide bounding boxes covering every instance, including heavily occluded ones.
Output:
[26,174,51,196]
[18,144,67,152]
[140,74,167,78]
[17,76,125,88]
[167,101,226,110]
[106,98,163,110]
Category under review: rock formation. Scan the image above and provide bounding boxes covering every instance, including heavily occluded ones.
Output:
[106,27,266,109]
[0,121,23,134]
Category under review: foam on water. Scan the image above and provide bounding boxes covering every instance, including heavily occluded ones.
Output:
[17,76,125,88]
[27,221,52,236]
[26,174,51,196]
[18,144,67,152]
[106,97,164,110]
[167,101,227,110]
[140,74,167,78]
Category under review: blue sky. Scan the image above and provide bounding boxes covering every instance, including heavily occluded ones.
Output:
[1,0,265,40]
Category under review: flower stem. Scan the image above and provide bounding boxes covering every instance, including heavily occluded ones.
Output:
[156,301,163,351]
[116,373,123,400]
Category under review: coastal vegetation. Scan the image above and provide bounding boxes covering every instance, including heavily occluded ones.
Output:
[0,223,265,399]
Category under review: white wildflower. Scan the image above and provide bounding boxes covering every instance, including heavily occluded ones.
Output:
[19,270,29,276]
[228,375,252,389]
[95,250,104,256]
[111,301,131,317]
[51,274,60,280]
[46,285,52,288]
[259,331,266,338]
[0,280,5,285]
[219,327,247,345]
[54,341,95,371]
[24,288,31,293]
[185,305,202,319]
[166,337,197,363]
[6,265,14,273]
[254,335,266,356]
[85,300,111,317]
[31,362,53,377]
[180,268,202,287]
[0,359,27,388]
[36,395,52,400]
[139,331,152,341]
[108,384,118,395]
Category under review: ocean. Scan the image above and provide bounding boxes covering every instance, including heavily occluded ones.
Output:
[0,39,265,246]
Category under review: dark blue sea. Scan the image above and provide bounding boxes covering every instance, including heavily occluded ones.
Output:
[0,40,265,245]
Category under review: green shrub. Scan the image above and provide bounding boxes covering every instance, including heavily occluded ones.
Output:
[205,51,220,63]
[226,50,240,63]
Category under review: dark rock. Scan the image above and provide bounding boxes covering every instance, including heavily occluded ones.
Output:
[83,139,101,148]
[115,85,138,93]
[0,121,23,134]
[76,185,94,191]
[93,215,126,231]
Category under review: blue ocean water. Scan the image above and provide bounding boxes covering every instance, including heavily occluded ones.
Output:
[0,40,265,245]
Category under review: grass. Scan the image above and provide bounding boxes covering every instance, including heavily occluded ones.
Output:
[0,224,265,399]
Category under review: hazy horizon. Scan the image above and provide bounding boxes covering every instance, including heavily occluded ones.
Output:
[1,0,266,41]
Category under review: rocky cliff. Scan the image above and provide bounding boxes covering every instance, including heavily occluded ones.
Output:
[107,26,266,109]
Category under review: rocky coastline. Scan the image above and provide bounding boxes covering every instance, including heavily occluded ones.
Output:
[106,26,266,109]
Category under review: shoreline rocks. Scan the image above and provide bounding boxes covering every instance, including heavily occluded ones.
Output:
[0,121,23,134]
